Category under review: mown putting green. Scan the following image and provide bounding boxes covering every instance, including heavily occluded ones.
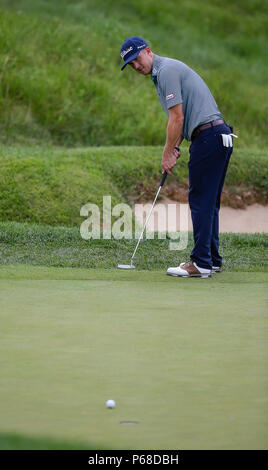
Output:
[0,266,267,450]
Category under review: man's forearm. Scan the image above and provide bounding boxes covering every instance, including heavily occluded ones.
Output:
[175,134,184,148]
[165,115,184,150]
[161,104,184,173]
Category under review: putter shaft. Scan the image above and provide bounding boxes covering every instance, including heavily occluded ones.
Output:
[131,172,167,262]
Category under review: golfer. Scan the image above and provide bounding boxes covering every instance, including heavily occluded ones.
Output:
[120,36,236,278]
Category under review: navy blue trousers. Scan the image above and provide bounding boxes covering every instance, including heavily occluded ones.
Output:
[188,123,233,269]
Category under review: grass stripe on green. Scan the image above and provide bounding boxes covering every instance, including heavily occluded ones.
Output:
[0,221,267,272]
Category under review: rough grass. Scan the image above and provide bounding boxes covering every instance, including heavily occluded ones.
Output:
[0,0,267,147]
[0,145,267,226]
[0,221,267,272]
[0,432,99,450]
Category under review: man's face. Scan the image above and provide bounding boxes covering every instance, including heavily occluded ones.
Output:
[129,48,153,75]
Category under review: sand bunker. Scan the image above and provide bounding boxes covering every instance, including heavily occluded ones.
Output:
[134,200,268,233]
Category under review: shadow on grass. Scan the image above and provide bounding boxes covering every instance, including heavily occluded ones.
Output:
[0,432,108,450]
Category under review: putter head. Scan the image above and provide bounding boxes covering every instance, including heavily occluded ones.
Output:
[117,264,135,270]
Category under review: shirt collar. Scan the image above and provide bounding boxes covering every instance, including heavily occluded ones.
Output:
[151,54,162,82]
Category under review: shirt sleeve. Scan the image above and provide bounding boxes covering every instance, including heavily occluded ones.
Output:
[158,66,183,109]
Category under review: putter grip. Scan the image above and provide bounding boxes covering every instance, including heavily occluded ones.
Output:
[160,171,168,187]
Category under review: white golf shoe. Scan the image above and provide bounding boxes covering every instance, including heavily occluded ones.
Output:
[167,260,211,278]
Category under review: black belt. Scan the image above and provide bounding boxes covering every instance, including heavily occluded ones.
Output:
[191,119,225,139]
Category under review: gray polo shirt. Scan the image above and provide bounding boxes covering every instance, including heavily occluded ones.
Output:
[151,54,222,141]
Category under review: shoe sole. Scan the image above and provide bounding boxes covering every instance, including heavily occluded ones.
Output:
[167,273,211,278]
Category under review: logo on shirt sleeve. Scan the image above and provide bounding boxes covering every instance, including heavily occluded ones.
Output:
[166,93,175,101]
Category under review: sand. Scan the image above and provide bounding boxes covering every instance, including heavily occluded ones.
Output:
[134,200,268,233]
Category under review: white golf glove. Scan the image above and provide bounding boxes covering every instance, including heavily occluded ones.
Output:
[221,133,238,147]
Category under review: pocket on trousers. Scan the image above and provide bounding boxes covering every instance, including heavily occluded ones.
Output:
[188,138,212,168]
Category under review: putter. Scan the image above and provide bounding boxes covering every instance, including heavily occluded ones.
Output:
[118,171,168,269]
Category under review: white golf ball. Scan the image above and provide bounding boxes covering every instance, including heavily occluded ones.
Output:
[106,399,116,409]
